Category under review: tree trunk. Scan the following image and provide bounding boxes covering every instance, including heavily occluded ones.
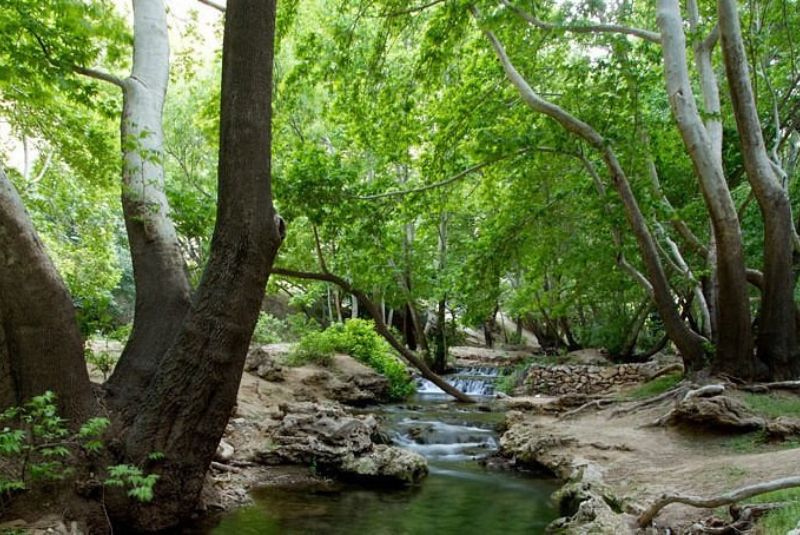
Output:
[0,166,95,422]
[106,0,192,415]
[432,298,448,373]
[717,0,799,379]
[656,0,754,377]
[117,1,283,529]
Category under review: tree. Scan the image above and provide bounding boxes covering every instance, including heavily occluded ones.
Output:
[0,0,282,529]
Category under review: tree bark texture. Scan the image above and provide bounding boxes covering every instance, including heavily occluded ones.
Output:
[0,166,95,423]
[717,0,799,379]
[117,1,283,529]
[106,0,193,414]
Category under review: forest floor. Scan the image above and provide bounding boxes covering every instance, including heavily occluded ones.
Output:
[497,382,800,533]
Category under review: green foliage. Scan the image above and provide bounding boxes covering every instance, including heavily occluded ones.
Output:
[328,319,416,400]
[753,488,800,533]
[287,331,336,367]
[105,464,159,503]
[290,319,415,400]
[252,312,286,345]
[0,392,158,507]
[624,373,683,400]
[497,359,533,395]
[84,348,118,381]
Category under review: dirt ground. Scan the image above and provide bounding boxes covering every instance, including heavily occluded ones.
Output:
[499,386,800,533]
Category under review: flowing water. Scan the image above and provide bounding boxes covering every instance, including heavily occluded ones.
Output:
[207,366,559,534]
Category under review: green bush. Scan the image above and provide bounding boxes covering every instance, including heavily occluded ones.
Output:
[251,312,286,345]
[328,319,415,400]
[288,331,336,366]
[291,319,415,400]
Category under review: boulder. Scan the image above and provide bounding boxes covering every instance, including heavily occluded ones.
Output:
[245,346,285,382]
[252,401,428,486]
[215,440,235,462]
[339,445,428,485]
[259,402,376,465]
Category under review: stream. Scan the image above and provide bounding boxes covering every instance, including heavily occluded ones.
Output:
[209,366,559,534]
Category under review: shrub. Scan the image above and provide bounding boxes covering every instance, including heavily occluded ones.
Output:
[290,319,415,400]
[0,392,159,507]
[287,331,336,366]
[251,312,286,345]
[328,319,416,400]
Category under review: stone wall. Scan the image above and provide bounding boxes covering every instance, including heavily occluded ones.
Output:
[522,363,654,395]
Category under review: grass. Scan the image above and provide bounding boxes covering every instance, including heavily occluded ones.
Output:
[750,488,800,534]
[743,392,800,419]
[624,372,683,400]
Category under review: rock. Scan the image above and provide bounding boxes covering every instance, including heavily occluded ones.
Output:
[251,401,428,486]
[326,371,391,406]
[259,402,376,465]
[0,516,86,535]
[667,396,766,431]
[339,445,428,485]
[765,417,800,440]
[215,440,235,462]
[245,346,285,382]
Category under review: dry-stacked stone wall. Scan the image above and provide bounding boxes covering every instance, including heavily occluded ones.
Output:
[523,363,652,395]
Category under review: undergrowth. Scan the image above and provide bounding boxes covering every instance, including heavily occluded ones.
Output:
[290,319,415,400]
[750,488,800,533]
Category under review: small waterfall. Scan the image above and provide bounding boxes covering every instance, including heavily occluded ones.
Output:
[416,366,500,397]
[392,418,498,462]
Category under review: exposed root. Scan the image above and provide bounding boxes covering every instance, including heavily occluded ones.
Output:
[557,398,616,421]
[739,381,800,393]
[638,476,800,527]
[610,381,692,418]
[646,363,684,381]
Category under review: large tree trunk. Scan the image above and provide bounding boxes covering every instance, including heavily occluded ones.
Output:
[717,0,799,379]
[656,0,754,378]
[0,166,95,422]
[106,0,192,414]
[117,1,283,529]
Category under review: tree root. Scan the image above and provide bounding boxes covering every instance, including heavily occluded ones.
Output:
[610,381,692,418]
[637,476,800,527]
[739,381,800,393]
[557,398,616,420]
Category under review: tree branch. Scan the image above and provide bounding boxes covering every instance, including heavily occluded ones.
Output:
[357,147,551,200]
[638,476,800,527]
[499,0,661,44]
[382,0,447,17]
[197,0,226,13]
[73,66,125,89]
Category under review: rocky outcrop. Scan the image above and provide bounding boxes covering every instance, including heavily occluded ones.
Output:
[254,402,427,485]
[245,346,287,382]
[340,444,428,485]
[522,363,657,396]
[664,396,766,431]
